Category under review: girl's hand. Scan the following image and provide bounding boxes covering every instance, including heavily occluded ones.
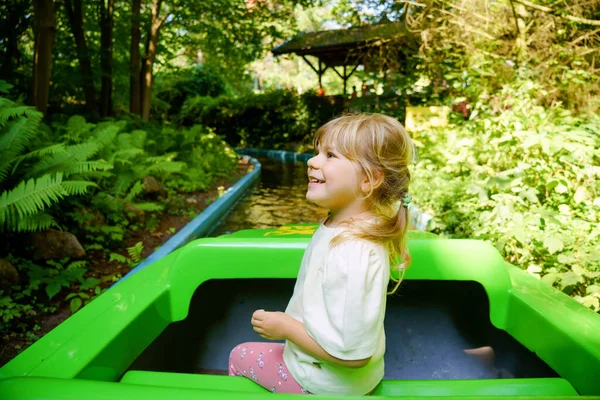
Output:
[251,309,294,341]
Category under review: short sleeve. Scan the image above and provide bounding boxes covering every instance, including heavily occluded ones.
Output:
[304,239,389,360]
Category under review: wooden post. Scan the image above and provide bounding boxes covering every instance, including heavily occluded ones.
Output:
[318,60,323,88]
[300,56,328,90]
[343,65,347,96]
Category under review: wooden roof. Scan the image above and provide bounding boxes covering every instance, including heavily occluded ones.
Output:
[272,22,417,67]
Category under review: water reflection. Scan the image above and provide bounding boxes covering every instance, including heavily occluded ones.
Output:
[210,159,328,236]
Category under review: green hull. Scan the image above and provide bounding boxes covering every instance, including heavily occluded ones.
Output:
[1,226,599,399]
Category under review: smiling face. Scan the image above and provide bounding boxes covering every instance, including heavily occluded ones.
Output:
[306,143,369,220]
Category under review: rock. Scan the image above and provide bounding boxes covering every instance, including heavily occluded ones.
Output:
[142,176,162,194]
[0,259,19,289]
[28,229,86,260]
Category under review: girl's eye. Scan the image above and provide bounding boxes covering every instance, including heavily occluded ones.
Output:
[327,152,336,158]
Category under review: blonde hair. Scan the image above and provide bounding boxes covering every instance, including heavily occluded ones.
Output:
[314,113,415,293]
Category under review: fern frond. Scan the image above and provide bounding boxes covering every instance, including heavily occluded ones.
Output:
[0,116,38,153]
[125,181,144,202]
[131,130,147,149]
[109,252,131,265]
[131,202,164,211]
[83,171,113,180]
[0,82,13,94]
[66,260,88,270]
[62,160,112,177]
[146,153,178,163]
[10,144,66,174]
[114,173,136,197]
[127,241,144,264]
[0,115,42,182]
[116,133,133,150]
[14,212,58,232]
[147,161,185,175]
[28,142,102,178]
[0,102,42,127]
[0,174,67,231]
[94,123,121,146]
[110,148,144,163]
[64,115,94,143]
[61,180,97,195]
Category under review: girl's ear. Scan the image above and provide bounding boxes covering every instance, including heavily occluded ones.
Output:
[361,169,384,193]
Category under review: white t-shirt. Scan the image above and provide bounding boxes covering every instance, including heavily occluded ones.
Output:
[283,223,390,395]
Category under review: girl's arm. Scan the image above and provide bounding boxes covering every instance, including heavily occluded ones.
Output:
[251,309,371,369]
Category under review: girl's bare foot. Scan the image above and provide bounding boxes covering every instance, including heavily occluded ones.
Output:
[464,345,496,367]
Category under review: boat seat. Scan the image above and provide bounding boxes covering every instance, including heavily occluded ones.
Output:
[120,370,578,396]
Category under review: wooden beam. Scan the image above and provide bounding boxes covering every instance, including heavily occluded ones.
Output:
[330,66,345,80]
[346,64,359,79]
[301,55,319,75]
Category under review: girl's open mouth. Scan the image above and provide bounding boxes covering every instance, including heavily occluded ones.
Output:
[308,178,325,186]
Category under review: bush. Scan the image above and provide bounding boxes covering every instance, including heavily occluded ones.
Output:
[180,89,311,149]
[410,79,600,311]
[154,65,230,118]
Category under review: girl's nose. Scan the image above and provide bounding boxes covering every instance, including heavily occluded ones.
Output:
[307,155,318,170]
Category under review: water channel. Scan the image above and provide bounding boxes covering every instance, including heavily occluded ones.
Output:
[209,158,328,236]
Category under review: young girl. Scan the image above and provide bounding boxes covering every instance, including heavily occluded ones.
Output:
[228,113,414,395]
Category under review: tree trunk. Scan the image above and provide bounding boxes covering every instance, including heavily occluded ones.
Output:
[129,0,142,114]
[32,0,57,114]
[64,0,97,114]
[510,0,529,63]
[99,0,115,117]
[140,0,168,121]
[139,37,149,117]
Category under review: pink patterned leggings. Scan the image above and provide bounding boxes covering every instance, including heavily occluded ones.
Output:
[228,342,310,394]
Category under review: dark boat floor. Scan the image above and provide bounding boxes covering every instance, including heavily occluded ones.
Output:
[128,279,557,380]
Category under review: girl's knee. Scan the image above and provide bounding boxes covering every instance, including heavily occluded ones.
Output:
[229,342,251,361]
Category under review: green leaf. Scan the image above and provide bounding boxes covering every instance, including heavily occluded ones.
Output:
[510,227,527,244]
[557,253,575,264]
[555,183,568,194]
[80,277,100,290]
[45,282,61,300]
[580,295,599,311]
[560,271,584,289]
[0,174,68,232]
[543,236,564,254]
[520,187,539,203]
[65,293,78,300]
[70,297,82,313]
[541,272,560,286]
[586,285,600,295]
[573,187,589,204]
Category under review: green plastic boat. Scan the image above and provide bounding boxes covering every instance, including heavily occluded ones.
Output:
[1,225,599,399]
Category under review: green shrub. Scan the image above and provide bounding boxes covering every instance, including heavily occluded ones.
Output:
[410,79,600,311]
[154,65,230,117]
[180,89,311,149]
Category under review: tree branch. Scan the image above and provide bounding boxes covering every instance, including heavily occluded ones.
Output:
[570,28,600,46]
[444,16,497,40]
[156,10,170,30]
[513,0,600,26]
